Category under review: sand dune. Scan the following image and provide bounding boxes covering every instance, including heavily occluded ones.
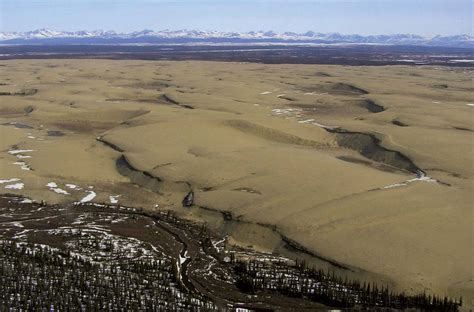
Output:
[0,59,472,306]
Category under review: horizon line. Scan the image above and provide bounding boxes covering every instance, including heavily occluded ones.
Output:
[1,28,472,38]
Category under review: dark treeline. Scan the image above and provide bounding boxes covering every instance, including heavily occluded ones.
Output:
[0,200,464,311]
[0,240,218,311]
[1,45,473,67]
[234,259,461,311]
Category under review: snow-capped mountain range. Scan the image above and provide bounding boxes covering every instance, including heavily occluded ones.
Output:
[0,29,472,48]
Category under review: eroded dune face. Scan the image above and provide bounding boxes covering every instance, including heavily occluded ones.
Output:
[0,60,472,304]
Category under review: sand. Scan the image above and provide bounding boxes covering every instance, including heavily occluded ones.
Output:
[0,59,472,306]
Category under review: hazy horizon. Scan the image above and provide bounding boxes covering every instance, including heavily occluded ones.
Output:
[0,0,472,36]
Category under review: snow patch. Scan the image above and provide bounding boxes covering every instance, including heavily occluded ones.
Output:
[298,119,315,124]
[5,183,24,190]
[382,172,438,189]
[312,121,336,129]
[0,178,20,184]
[51,188,69,195]
[7,222,24,228]
[16,155,31,159]
[8,149,35,155]
[46,182,58,188]
[179,250,189,265]
[12,161,31,171]
[46,182,70,195]
[449,59,474,63]
[80,191,97,203]
[109,195,120,204]
[383,182,408,189]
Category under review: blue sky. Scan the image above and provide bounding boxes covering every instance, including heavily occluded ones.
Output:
[0,0,472,36]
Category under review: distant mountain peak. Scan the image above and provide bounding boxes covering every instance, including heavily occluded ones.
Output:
[0,29,472,48]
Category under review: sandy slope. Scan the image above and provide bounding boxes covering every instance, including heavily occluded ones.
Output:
[0,60,472,306]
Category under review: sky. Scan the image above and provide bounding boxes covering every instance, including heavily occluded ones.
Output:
[0,0,472,36]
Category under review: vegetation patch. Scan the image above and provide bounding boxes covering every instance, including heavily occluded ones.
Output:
[159,94,194,109]
[328,128,420,173]
[357,99,385,113]
[0,88,38,96]
[392,119,409,127]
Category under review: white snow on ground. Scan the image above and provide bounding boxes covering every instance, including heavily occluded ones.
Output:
[179,250,189,265]
[383,172,438,189]
[13,229,30,239]
[406,174,438,184]
[46,182,58,188]
[111,216,128,224]
[4,183,24,190]
[212,237,227,253]
[383,182,408,189]
[0,178,20,184]
[270,107,338,129]
[7,150,34,170]
[80,191,97,203]
[312,121,335,129]
[19,198,34,203]
[467,103,474,107]
[8,149,35,155]
[12,161,31,171]
[277,94,287,97]
[27,136,36,139]
[72,214,86,225]
[65,184,79,190]
[46,182,70,195]
[260,91,272,95]
[109,195,120,204]
[5,222,24,228]
[271,108,303,117]
[51,188,69,195]
[449,59,474,63]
